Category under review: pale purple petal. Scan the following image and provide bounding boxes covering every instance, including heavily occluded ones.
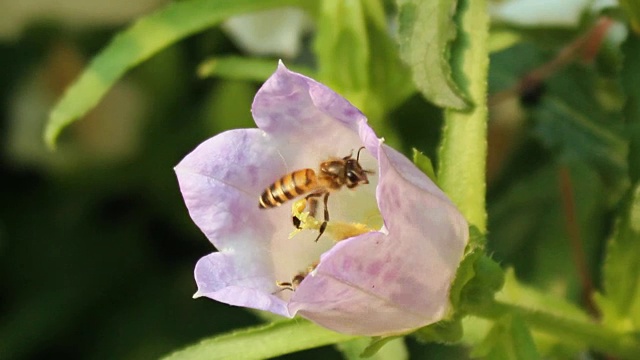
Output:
[252,61,379,159]
[176,62,469,336]
[288,145,468,335]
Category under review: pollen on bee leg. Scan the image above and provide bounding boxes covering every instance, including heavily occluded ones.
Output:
[289,199,322,239]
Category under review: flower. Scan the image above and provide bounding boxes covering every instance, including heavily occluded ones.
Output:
[174,62,469,336]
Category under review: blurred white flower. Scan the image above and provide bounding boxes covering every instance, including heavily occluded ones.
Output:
[490,0,592,27]
[222,8,311,58]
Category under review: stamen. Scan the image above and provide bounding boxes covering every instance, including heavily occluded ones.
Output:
[290,200,373,242]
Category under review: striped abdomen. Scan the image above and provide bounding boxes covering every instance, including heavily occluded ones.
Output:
[259,169,317,209]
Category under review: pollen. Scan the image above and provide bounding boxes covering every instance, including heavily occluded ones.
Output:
[290,200,373,242]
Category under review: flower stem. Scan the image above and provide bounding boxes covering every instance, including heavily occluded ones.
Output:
[437,0,489,232]
[471,300,640,359]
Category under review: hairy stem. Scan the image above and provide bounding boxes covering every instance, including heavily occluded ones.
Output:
[438,0,489,232]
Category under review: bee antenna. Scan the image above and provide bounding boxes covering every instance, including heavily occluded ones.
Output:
[356,146,366,162]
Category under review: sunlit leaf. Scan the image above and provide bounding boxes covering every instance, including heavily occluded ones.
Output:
[596,184,640,332]
[197,56,313,82]
[162,320,356,360]
[412,148,437,183]
[396,0,469,109]
[45,0,301,148]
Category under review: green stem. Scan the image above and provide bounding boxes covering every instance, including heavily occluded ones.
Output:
[437,0,489,232]
[471,300,640,359]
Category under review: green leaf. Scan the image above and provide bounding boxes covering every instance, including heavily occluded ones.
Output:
[45,0,301,148]
[471,315,540,360]
[449,227,504,313]
[620,0,640,34]
[621,34,640,184]
[197,56,314,82]
[596,184,640,332]
[437,0,490,231]
[162,319,357,360]
[339,336,407,359]
[413,319,463,344]
[412,149,437,183]
[396,0,469,109]
[448,226,485,309]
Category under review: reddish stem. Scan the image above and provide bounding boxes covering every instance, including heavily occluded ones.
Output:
[557,166,598,317]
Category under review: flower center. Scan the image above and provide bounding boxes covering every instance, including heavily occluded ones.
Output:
[289,198,374,242]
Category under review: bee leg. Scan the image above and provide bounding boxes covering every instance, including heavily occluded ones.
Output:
[272,281,294,294]
[307,196,319,217]
[314,192,330,242]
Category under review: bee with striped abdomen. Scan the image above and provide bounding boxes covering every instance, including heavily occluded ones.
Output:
[259,147,372,242]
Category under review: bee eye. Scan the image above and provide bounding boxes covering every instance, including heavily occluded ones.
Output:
[347,171,359,183]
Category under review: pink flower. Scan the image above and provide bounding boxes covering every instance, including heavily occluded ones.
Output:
[175,62,468,336]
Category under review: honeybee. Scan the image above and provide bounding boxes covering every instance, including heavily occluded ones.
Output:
[259,147,373,242]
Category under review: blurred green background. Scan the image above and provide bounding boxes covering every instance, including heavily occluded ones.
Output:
[1,1,635,359]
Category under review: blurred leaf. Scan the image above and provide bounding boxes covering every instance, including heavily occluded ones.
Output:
[489,42,545,93]
[162,320,356,360]
[488,29,522,53]
[620,0,640,34]
[621,34,640,184]
[45,0,302,148]
[595,184,640,332]
[396,0,468,109]
[197,56,313,82]
[314,0,369,94]
[532,65,628,202]
[364,0,415,113]
[464,270,588,358]
[313,0,412,148]
[497,269,589,323]
[488,163,606,296]
[339,336,407,359]
[470,314,540,360]
[203,80,258,134]
[412,149,437,183]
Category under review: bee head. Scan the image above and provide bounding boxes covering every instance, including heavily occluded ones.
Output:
[344,147,374,189]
